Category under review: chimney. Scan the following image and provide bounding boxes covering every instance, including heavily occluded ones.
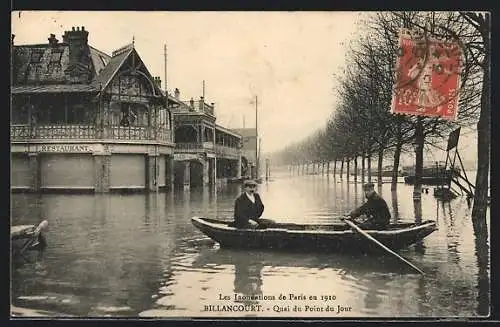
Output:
[48,34,59,46]
[189,97,195,109]
[62,26,89,67]
[174,88,180,99]
[199,96,205,111]
[154,76,162,88]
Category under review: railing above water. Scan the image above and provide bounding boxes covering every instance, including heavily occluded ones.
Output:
[11,124,172,143]
[175,142,214,150]
[215,145,240,158]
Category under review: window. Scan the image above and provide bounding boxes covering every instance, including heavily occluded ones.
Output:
[50,50,63,63]
[158,108,170,128]
[30,50,44,63]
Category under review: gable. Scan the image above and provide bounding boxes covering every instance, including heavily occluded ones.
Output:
[99,47,163,101]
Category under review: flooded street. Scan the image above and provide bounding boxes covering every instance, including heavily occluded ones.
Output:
[10,169,490,318]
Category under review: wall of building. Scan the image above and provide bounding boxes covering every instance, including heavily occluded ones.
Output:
[109,154,146,190]
[40,154,95,190]
[11,154,31,189]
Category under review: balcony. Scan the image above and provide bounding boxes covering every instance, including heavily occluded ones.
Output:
[11,124,173,143]
[175,142,215,152]
[215,145,240,159]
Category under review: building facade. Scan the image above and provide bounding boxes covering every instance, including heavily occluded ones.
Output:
[231,128,257,178]
[11,27,180,193]
[172,89,242,190]
[10,26,242,193]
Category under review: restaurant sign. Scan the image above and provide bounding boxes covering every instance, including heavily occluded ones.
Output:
[39,144,94,153]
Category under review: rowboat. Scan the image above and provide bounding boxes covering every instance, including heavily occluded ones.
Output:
[191,217,437,253]
[11,220,48,259]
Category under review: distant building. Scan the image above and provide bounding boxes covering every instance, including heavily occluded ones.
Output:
[231,128,257,178]
[171,89,242,189]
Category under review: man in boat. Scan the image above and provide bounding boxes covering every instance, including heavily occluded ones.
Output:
[232,179,272,229]
[347,183,391,230]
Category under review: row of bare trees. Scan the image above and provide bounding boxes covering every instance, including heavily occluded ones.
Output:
[271,11,489,222]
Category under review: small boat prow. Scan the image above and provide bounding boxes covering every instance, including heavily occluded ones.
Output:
[11,220,49,258]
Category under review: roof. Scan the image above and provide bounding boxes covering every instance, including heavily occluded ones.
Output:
[11,37,181,106]
[12,42,108,86]
[89,46,111,77]
[92,45,133,90]
[216,124,242,138]
[231,128,257,138]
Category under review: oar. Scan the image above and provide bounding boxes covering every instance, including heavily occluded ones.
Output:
[341,217,425,275]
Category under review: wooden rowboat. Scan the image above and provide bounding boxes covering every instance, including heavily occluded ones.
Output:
[191,217,437,253]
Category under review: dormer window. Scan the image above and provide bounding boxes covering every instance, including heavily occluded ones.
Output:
[30,50,44,63]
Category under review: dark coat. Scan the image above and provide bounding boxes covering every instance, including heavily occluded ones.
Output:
[233,192,265,227]
[350,192,391,229]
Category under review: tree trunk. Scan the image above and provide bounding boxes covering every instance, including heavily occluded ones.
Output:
[346,158,350,181]
[473,217,490,315]
[367,151,372,182]
[326,161,330,176]
[414,117,424,200]
[472,40,490,222]
[340,159,344,180]
[354,156,358,183]
[361,152,366,183]
[392,142,403,191]
[377,147,384,187]
[392,119,403,191]
[333,160,337,179]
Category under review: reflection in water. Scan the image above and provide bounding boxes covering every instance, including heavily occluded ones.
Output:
[10,170,490,317]
[391,191,399,223]
[354,181,359,208]
[233,255,264,304]
[473,218,489,316]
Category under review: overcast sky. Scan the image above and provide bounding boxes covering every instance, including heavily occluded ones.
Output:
[11,11,479,162]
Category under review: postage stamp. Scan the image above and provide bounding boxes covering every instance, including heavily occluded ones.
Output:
[391,28,464,120]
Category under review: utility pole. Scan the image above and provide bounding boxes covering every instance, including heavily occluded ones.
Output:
[255,95,259,180]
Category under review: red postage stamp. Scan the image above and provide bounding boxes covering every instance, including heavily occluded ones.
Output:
[391,28,463,120]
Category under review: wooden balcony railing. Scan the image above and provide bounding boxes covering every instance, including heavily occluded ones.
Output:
[215,145,240,158]
[175,142,215,151]
[11,124,172,143]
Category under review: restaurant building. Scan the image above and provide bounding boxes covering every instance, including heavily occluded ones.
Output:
[11,27,181,193]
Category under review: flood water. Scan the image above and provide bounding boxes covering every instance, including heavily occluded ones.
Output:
[10,169,490,318]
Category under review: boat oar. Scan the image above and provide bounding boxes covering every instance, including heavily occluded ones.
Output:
[341,218,425,275]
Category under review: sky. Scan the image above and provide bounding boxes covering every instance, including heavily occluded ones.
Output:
[11,11,366,154]
[11,11,480,163]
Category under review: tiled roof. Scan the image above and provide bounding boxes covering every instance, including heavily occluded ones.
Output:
[89,46,111,77]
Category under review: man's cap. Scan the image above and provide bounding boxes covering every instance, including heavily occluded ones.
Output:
[244,179,258,187]
[362,182,375,190]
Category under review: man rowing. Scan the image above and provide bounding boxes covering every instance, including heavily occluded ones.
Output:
[346,183,391,230]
